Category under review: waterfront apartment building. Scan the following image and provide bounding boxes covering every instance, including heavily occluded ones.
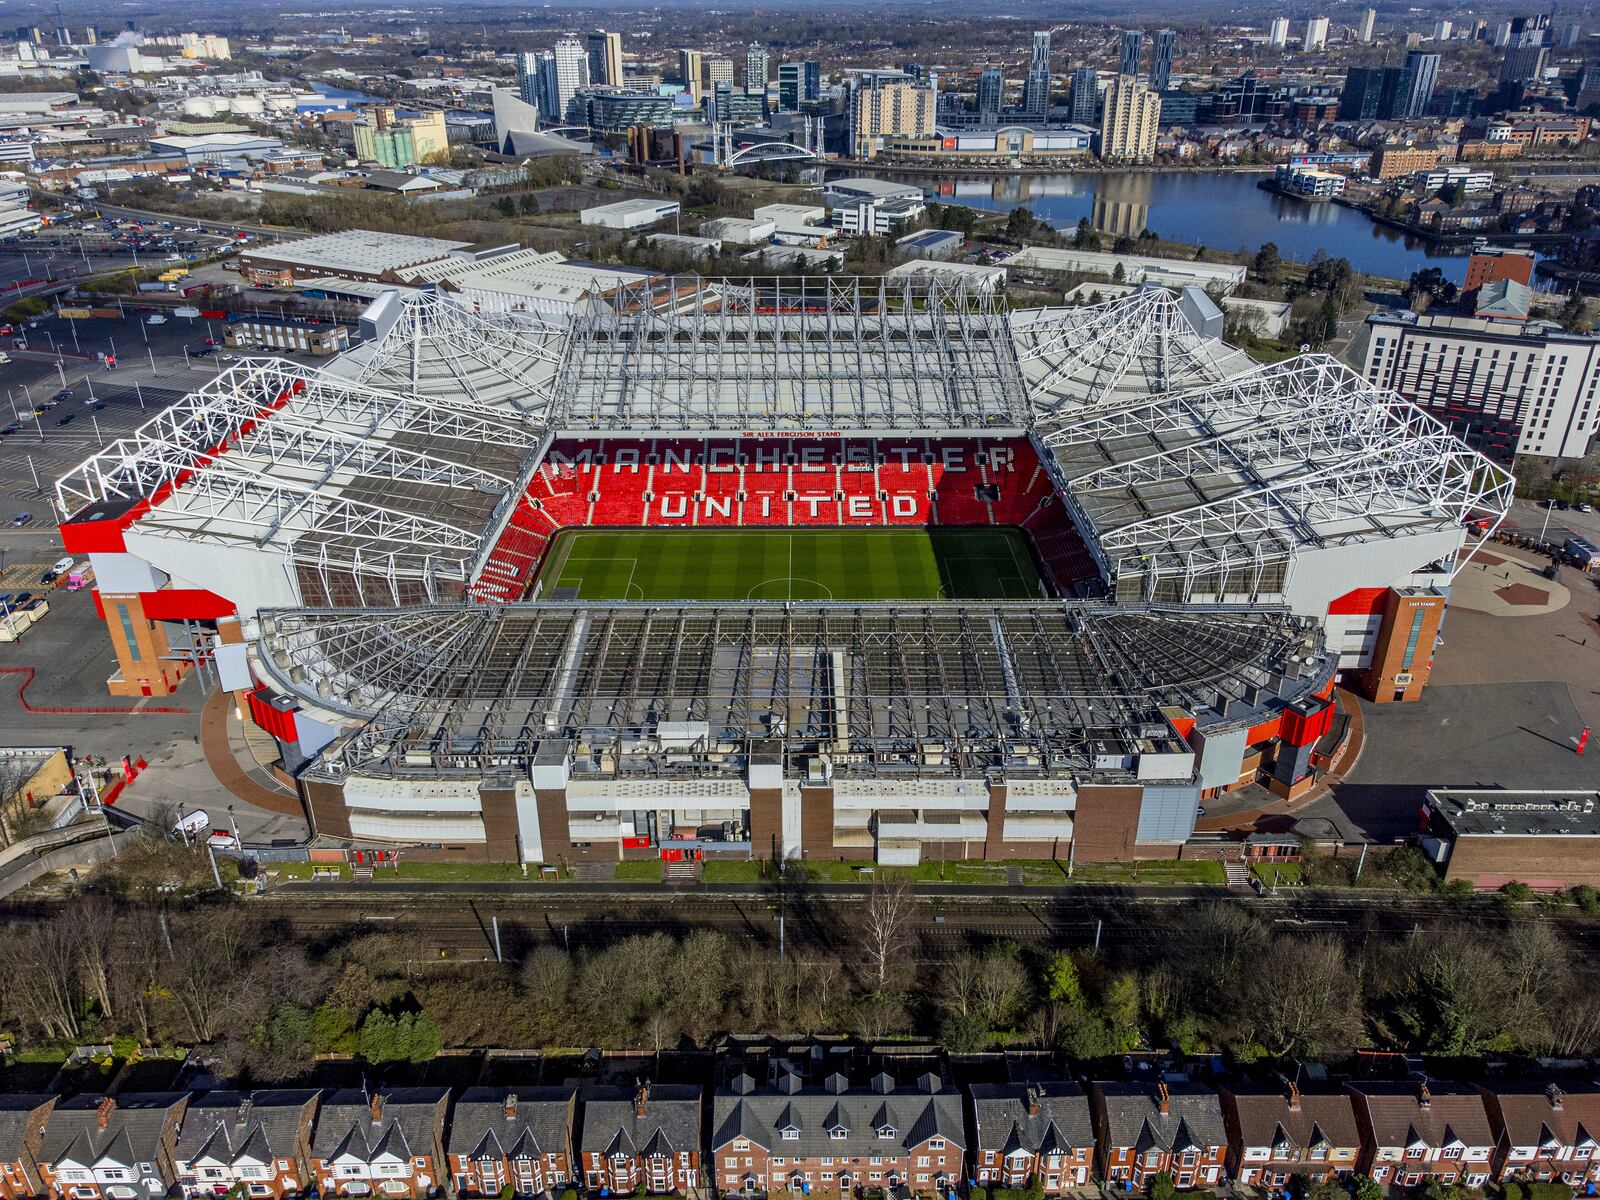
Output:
[1098,75,1160,162]
[745,43,769,94]
[1371,142,1442,179]
[678,50,704,103]
[1362,310,1600,459]
[848,75,935,158]
[586,30,623,87]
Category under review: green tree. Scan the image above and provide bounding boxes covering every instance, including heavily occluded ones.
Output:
[938,1011,988,1054]
[1352,1175,1384,1200]
[1073,217,1102,251]
[1252,242,1282,282]
[310,1003,356,1053]
[1006,207,1036,242]
[1149,1173,1178,1200]
[1043,951,1084,1008]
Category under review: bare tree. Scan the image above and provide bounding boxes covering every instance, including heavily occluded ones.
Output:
[163,907,273,1043]
[860,878,915,995]
[1246,935,1362,1058]
[71,895,120,1022]
[0,916,83,1040]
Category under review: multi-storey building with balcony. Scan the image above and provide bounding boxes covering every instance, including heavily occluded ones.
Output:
[310,1090,449,1200]
[448,1089,576,1197]
[712,1071,964,1197]
[1092,1082,1226,1190]
[37,1095,190,1200]
[580,1086,701,1195]
[1348,1082,1495,1188]
[968,1083,1094,1191]
[1480,1083,1600,1185]
[1220,1083,1361,1187]
[173,1091,319,1200]
[0,1096,55,1200]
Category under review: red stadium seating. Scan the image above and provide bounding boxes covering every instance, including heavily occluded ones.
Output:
[471,435,1100,602]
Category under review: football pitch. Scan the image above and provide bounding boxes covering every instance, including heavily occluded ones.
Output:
[536,528,1047,602]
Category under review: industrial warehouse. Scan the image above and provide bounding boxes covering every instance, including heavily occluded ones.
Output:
[55,277,1513,867]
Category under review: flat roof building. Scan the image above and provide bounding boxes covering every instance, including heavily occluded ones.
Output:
[1007,245,1246,293]
[238,229,471,286]
[579,197,680,230]
[884,258,1006,296]
[1423,788,1600,891]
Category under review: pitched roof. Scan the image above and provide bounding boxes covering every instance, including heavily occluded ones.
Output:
[711,1075,964,1160]
[968,1083,1095,1156]
[39,1094,189,1169]
[446,1087,575,1161]
[1093,1082,1227,1152]
[579,1086,701,1159]
[310,1089,448,1162]
[1480,1084,1600,1149]
[175,1090,319,1167]
[1221,1086,1361,1151]
[1348,1083,1494,1148]
[0,1095,55,1162]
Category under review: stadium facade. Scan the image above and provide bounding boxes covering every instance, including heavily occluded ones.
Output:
[58,278,1512,866]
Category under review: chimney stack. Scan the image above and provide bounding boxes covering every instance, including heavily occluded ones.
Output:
[1157,1082,1170,1116]
[635,1084,649,1118]
[1547,1084,1564,1111]
[96,1097,115,1130]
[1418,1083,1431,1109]
[505,1093,518,1120]
[1026,1088,1040,1118]
[370,1094,385,1124]
[1287,1082,1301,1112]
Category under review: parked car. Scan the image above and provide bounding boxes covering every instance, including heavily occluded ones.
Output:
[55,413,74,427]
[53,557,74,573]
[207,830,240,850]
[38,570,56,585]
[10,513,32,528]
[0,423,18,437]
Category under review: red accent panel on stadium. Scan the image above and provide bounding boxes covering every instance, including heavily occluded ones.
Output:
[470,436,1098,603]
[138,588,237,621]
[1327,587,1389,616]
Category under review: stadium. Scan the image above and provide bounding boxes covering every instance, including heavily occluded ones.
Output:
[58,277,1513,866]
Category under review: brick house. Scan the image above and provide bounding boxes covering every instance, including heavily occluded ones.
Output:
[579,1085,701,1196]
[310,1090,450,1200]
[0,1095,56,1200]
[968,1083,1094,1192]
[1091,1082,1227,1191]
[1348,1082,1495,1188]
[172,1091,320,1200]
[1479,1083,1600,1185]
[711,1070,964,1197]
[447,1088,576,1198]
[1219,1083,1361,1187]
[36,1094,190,1200]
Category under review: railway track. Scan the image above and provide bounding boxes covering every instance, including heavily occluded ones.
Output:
[246,890,1600,964]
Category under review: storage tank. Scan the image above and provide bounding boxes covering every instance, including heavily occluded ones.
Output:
[231,95,266,116]
[182,97,219,118]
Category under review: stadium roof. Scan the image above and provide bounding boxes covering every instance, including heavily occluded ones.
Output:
[256,601,1331,781]
[56,357,540,604]
[1040,354,1515,601]
[1012,287,1253,417]
[549,276,1031,432]
[331,289,567,419]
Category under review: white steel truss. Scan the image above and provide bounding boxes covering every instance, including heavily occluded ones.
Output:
[1014,287,1240,416]
[1042,354,1515,585]
[351,288,568,417]
[57,358,541,583]
[554,275,1030,431]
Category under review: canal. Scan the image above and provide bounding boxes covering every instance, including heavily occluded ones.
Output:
[873,169,1503,281]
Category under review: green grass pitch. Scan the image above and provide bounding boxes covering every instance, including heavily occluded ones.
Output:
[535,528,1047,602]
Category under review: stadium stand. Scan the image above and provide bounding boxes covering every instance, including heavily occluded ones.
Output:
[470,435,1097,600]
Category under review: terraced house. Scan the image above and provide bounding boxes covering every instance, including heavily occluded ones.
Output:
[1092,1082,1227,1190]
[712,1071,964,1197]
[1220,1083,1361,1187]
[36,1094,189,1200]
[1348,1082,1495,1188]
[310,1090,449,1200]
[447,1088,577,1197]
[0,1095,55,1200]
[580,1085,701,1195]
[968,1083,1095,1192]
[1479,1083,1600,1185]
[172,1091,320,1200]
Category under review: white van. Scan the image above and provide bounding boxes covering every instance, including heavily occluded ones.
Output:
[172,809,210,838]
